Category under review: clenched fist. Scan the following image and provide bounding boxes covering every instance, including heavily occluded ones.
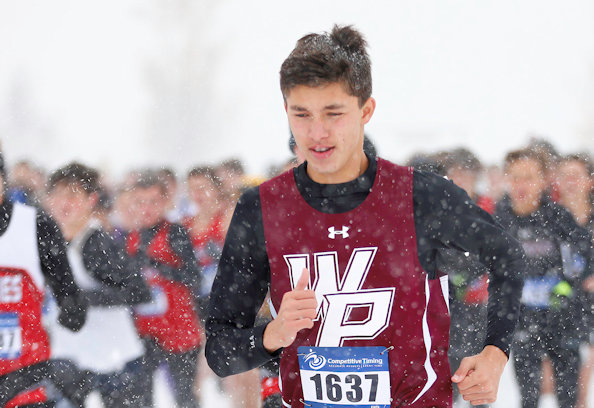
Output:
[263,268,318,353]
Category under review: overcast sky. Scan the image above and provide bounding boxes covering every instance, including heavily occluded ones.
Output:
[1,0,593,179]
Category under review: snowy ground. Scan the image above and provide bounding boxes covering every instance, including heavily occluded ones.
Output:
[138,358,593,408]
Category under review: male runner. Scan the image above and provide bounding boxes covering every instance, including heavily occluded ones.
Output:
[125,171,202,407]
[45,162,151,406]
[0,153,87,406]
[495,149,591,408]
[206,25,525,407]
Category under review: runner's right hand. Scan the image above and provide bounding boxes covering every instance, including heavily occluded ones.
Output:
[263,268,317,353]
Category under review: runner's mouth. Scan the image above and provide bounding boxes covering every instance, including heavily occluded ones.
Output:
[310,146,334,157]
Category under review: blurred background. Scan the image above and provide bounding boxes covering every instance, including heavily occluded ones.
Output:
[0,0,593,178]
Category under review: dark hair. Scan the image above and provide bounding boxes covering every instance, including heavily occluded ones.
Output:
[288,131,297,154]
[47,162,100,194]
[558,152,594,177]
[217,158,245,175]
[0,151,5,194]
[280,25,372,107]
[187,166,221,188]
[95,187,113,212]
[406,152,446,176]
[504,149,546,173]
[0,151,5,180]
[133,170,167,195]
[157,167,176,182]
[443,148,482,173]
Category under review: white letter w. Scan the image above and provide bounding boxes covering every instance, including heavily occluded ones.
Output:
[284,247,394,347]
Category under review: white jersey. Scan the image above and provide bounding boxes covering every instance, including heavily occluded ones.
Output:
[49,220,144,373]
[0,203,44,291]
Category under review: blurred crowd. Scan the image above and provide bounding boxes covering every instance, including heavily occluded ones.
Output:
[0,134,592,408]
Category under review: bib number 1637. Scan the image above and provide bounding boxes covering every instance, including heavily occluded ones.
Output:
[309,372,379,403]
[298,346,391,407]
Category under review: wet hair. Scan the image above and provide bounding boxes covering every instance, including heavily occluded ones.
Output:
[280,25,372,107]
[187,166,221,188]
[94,187,113,212]
[526,137,560,172]
[443,148,482,173]
[504,149,546,174]
[406,152,446,176]
[47,162,100,194]
[0,152,6,195]
[217,158,245,175]
[0,151,5,182]
[133,170,167,195]
[288,131,297,154]
[558,152,594,177]
[158,167,176,184]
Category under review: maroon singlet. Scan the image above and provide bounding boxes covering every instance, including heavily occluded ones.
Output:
[260,158,452,407]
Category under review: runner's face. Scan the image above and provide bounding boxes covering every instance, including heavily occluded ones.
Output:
[446,167,478,198]
[187,175,218,209]
[556,160,591,200]
[285,83,375,184]
[46,183,95,229]
[505,158,546,212]
[131,186,167,229]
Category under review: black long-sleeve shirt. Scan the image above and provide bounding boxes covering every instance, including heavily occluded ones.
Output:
[206,157,525,377]
[78,229,151,307]
[495,195,592,341]
[0,201,86,331]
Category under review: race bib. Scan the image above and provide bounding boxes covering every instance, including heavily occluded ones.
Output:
[0,275,23,303]
[298,346,391,407]
[521,277,559,308]
[133,286,168,317]
[0,313,22,359]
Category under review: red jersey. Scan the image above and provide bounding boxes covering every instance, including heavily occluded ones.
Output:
[184,214,225,254]
[260,159,452,407]
[0,267,49,375]
[0,204,49,376]
[127,222,202,353]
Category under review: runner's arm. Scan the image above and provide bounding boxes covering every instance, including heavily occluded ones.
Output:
[82,229,151,306]
[36,210,87,331]
[413,171,525,357]
[155,224,202,296]
[205,187,278,377]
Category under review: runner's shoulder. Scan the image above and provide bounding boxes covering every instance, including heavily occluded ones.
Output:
[412,169,470,210]
[237,185,263,212]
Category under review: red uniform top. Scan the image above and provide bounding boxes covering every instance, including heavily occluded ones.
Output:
[0,267,50,375]
[127,222,201,353]
[0,203,50,376]
[184,214,225,254]
[260,159,452,407]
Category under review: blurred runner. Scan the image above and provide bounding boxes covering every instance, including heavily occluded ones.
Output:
[0,153,87,407]
[495,148,592,408]
[555,153,594,408]
[45,162,151,407]
[125,171,202,407]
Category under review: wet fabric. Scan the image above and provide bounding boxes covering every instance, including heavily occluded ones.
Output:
[206,156,525,382]
[495,195,592,407]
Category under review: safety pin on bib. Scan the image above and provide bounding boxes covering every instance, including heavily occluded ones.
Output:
[380,345,394,355]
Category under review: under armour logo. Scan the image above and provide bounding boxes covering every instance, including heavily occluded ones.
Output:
[328,226,349,239]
